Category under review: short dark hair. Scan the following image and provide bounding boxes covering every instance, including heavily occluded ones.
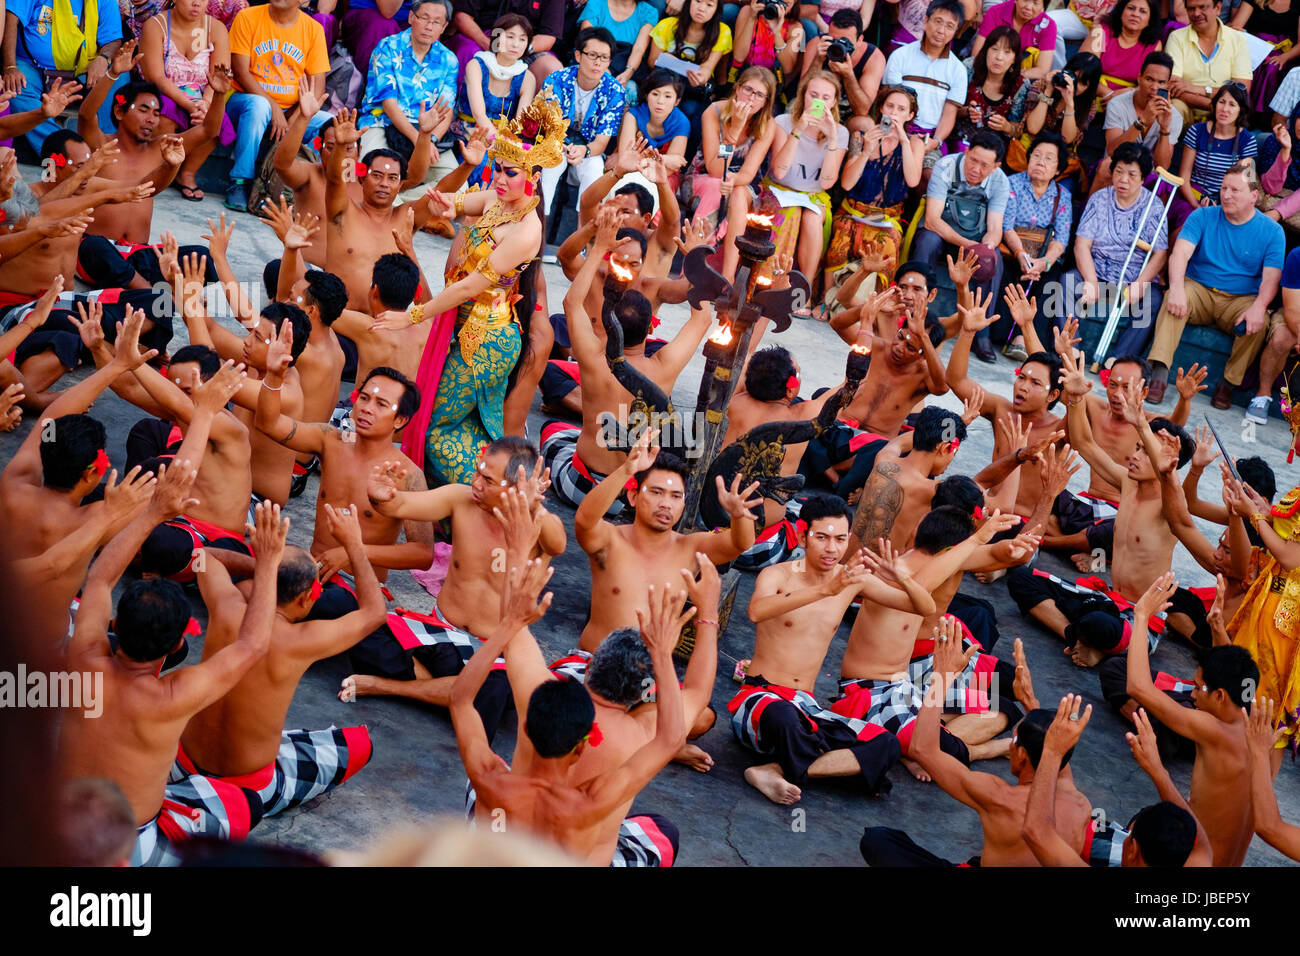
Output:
[372,253,420,311]
[262,259,281,299]
[360,365,421,425]
[1237,456,1276,503]
[829,7,863,32]
[643,68,684,101]
[586,629,653,707]
[261,302,312,364]
[912,405,966,452]
[525,678,596,758]
[170,344,222,380]
[914,505,975,554]
[577,25,615,56]
[1109,354,1153,385]
[40,413,107,491]
[932,475,984,516]
[485,435,539,484]
[1028,130,1069,175]
[744,346,797,401]
[1014,708,1074,769]
[614,289,653,347]
[615,226,648,258]
[1129,801,1197,866]
[614,182,654,217]
[491,12,533,41]
[634,450,690,490]
[925,0,964,22]
[1023,351,1064,408]
[895,260,935,287]
[115,578,191,662]
[40,128,87,163]
[304,271,348,326]
[277,546,318,604]
[1108,0,1164,47]
[1111,141,1154,179]
[967,128,1006,162]
[799,491,851,530]
[1199,645,1259,708]
[55,778,137,866]
[114,80,162,114]
[1149,417,1193,469]
[1141,50,1174,75]
[361,147,408,182]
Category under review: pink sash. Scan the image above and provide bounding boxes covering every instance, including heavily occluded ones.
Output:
[400,307,459,471]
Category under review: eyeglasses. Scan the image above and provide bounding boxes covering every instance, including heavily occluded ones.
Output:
[581,50,611,64]
[735,85,767,99]
[410,12,445,25]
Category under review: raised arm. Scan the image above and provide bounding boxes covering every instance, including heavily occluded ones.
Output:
[294,504,389,659]
[1127,706,1213,866]
[1181,424,1230,524]
[678,554,721,726]
[1245,697,1300,862]
[575,427,656,554]
[947,291,1007,417]
[325,108,361,222]
[1022,695,1091,866]
[1058,331,1128,488]
[273,77,321,190]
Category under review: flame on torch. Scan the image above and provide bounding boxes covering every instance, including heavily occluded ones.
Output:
[608,257,636,282]
[755,274,773,288]
[745,212,776,229]
[708,323,734,346]
[850,343,871,355]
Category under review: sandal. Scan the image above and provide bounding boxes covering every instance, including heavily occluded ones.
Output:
[174,181,204,202]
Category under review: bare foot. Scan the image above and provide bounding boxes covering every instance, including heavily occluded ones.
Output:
[1065,643,1104,668]
[968,737,1012,761]
[673,742,714,772]
[974,568,1006,584]
[744,764,801,804]
[339,674,381,701]
[1071,551,1101,573]
[901,757,932,782]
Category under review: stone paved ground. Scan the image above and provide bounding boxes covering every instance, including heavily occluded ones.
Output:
[9,177,1296,865]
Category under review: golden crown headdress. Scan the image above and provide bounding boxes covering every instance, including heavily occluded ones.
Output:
[489,93,569,170]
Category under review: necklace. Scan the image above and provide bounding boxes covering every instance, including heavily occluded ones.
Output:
[476,194,540,232]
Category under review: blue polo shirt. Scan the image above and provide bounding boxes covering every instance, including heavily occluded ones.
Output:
[11,0,122,71]
[1182,206,1285,296]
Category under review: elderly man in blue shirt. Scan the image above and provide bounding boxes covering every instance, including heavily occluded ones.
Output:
[538,26,626,219]
[359,0,459,200]
[2,0,124,152]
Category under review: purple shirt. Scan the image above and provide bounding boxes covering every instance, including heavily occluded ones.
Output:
[978,1,1057,57]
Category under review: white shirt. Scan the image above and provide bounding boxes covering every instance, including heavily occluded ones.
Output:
[883,41,967,131]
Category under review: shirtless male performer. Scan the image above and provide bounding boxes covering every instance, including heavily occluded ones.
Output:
[576,140,683,279]
[452,558,690,864]
[1022,697,1212,867]
[735,493,937,805]
[1126,571,1258,866]
[61,466,283,866]
[330,254,430,385]
[542,206,712,513]
[1007,343,1206,666]
[574,428,761,655]
[860,616,1094,866]
[176,502,386,816]
[75,41,230,289]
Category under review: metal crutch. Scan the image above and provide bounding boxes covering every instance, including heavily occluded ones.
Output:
[1090,165,1184,372]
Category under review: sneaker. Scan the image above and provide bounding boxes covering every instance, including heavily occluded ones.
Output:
[1003,342,1029,362]
[1246,395,1272,424]
[224,179,249,213]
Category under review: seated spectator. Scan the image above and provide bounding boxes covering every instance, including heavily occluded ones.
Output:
[580,0,660,86]
[913,128,1009,360]
[1065,142,1168,360]
[756,68,848,288]
[139,0,233,202]
[1022,51,1101,182]
[730,0,804,97]
[1096,51,1179,194]
[1259,107,1300,228]
[1248,243,1300,423]
[225,0,333,212]
[449,0,565,84]
[1078,0,1163,102]
[1269,61,1300,126]
[344,1,409,84]
[799,0,875,37]
[207,0,250,30]
[2,0,123,153]
[615,69,689,181]
[1229,0,1300,117]
[539,27,627,218]
[952,25,1033,153]
[451,14,537,158]
[1046,0,1116,70]
[887,0,937,51]
[995,131,1072,358]
[800,8,885,123]
[1165,0,1251,126]
[824,84,923,308]
[121,0,168,40]
[682,65,776,252]
[1145,160,1284,408]
[883,0,967,166]
[648,0,734,153]
[358,0,458,195]
[1172,82,1255,230]
[971,0,1057,84]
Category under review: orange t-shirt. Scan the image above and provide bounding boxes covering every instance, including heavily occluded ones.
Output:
[229,5,329,109]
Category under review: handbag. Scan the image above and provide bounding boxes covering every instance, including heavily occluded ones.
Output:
[1007,182,1061,259]
[941,156,989,241]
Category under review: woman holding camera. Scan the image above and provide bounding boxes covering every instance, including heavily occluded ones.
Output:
[731,0,804,89]
[822,84,923,312]
[749,69,847,292]
[1022,51,1101,181]
[951,26,1033,153]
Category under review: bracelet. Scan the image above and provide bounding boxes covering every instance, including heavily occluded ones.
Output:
[261,380,282,391]
[1250,512,1268,526]
[695,618,718,628]
[1066,397,1084,407]
[409,303,425,325]
[106,69,120,82]
[454,192,466,217]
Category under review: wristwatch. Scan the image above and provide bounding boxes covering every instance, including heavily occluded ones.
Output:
[1203,85,1212,96]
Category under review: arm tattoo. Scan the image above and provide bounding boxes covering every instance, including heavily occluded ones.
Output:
[851,461,904,545]
[284,421,298,443]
